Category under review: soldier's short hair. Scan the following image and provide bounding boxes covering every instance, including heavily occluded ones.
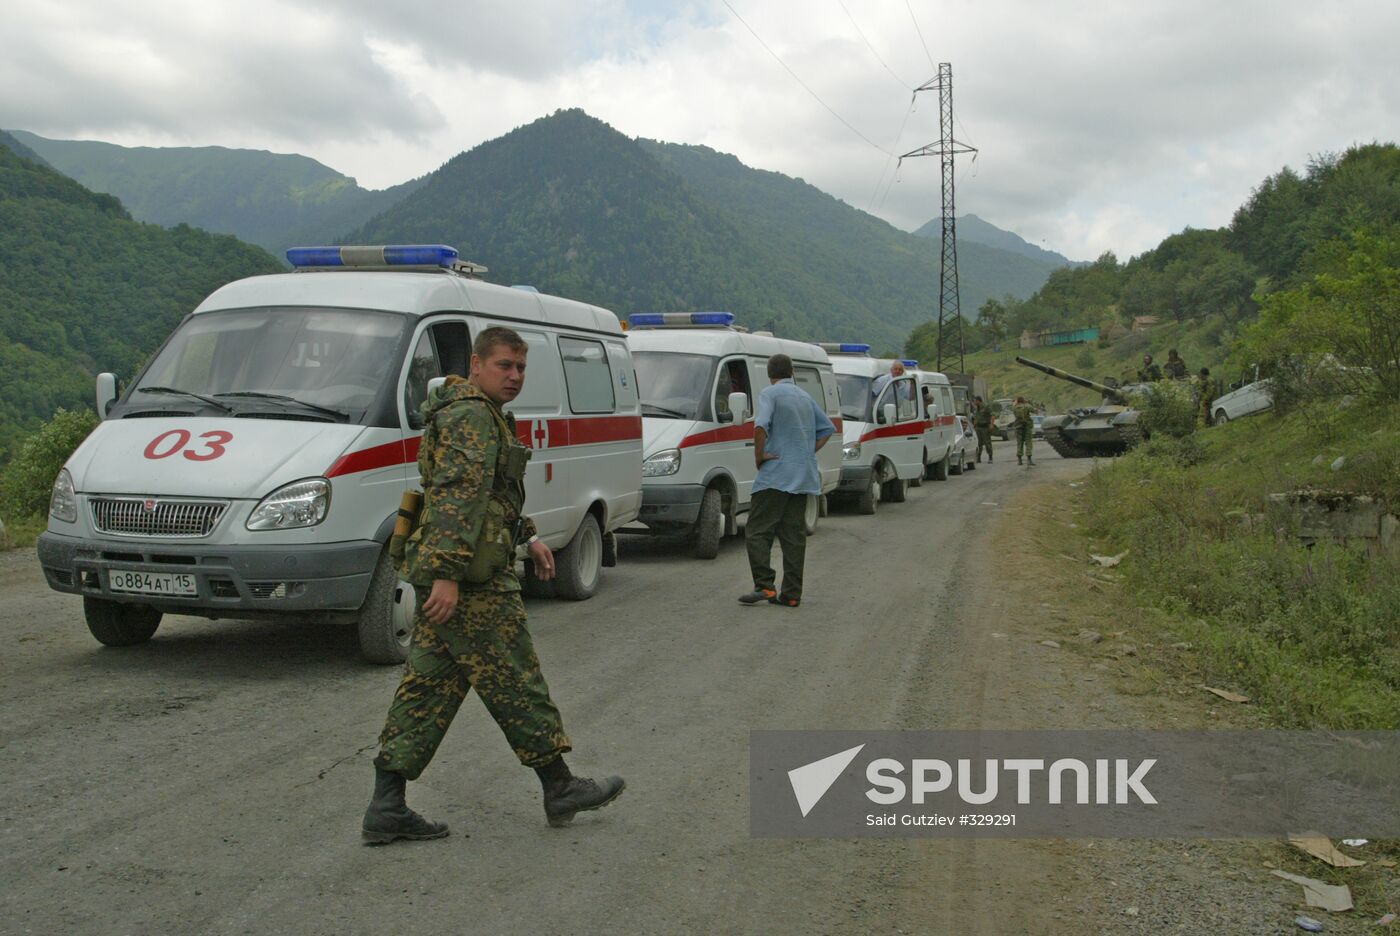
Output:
[474,326,528,359]
[767,354,794,379]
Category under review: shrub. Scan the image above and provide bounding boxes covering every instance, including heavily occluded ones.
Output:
[1136,380,1198,439]
[0,408,99,521]
[1074,346,1095,369]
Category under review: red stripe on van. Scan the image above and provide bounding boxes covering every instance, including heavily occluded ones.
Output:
[858,421,930,444]
[326,415,642,478]
[680,422,753,449]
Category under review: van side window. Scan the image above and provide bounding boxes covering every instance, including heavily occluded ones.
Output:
[431,321,470,378]
[559,336,615,414]
[939,387,955,419]
[404,331,443,424]
[509,329,563,417]
[792,366,823,407]
[896,377,918,421]
[818,372,841,417]
[714,359,752,422]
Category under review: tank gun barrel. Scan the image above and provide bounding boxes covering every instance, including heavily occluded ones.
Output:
[1014,356,1129,403]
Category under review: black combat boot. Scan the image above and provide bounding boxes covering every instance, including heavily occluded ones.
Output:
[362,766,450,844]
[535,757,626,828]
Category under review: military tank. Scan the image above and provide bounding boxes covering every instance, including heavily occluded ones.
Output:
[1014,356,1147,457]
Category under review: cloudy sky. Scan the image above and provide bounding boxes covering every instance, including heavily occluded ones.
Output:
[3,0,1397,259]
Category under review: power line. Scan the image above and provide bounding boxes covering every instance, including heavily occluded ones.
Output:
[837,0,912,91]
[868,95,917,212]
[719,0,892,155]
[905,0,937,72]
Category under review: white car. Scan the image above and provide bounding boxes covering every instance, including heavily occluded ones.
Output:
[1212,369,1273,424]
[949,416,977,474]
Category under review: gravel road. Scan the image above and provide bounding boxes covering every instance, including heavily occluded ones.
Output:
[0,451,1089,935]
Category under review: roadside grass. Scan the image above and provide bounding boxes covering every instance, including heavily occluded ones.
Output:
[2,514,46,551]
[1080,399,1400,730]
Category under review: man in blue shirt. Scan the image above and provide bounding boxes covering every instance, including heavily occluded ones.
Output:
[739,354,836,608]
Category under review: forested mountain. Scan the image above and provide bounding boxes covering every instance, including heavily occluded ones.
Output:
[0,130,50,168]
[348,111,1057,348]
[0,144,281,462]
[917,213,1079,267]
[7,130,426,256]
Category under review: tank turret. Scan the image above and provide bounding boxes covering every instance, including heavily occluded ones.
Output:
[1013,356,1146,457]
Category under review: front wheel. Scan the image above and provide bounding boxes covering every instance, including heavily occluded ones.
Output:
[554,513,603,600]
[856,471,881,515]
[949,453,964,476]
[1214,409,1229,425]
[693,487,724,559]
[931,454,949,481]
[356,549,414,664]
[803,494,819,535]
[84,597,161,647]
[882,477,907,503]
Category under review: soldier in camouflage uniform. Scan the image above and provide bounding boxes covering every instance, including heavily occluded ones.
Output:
[362,326,625,844]
[1012,396,1035,466]
[971,396,994,463]
[1195,367,1219,427]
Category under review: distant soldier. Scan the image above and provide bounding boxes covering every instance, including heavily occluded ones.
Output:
[1195,367,1219,427]
[971,395,994,463]
[1163,349,1188,380]
[1137,354,1163,383]
[1012,396,1035,466]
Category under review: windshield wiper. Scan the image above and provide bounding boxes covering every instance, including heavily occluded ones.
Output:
[214,391,347,420]
[137,386,234,413]
[641,403,689,419]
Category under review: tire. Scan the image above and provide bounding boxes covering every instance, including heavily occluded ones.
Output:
[931,453,949,481]
[803,494,819,536]
[856,470,881,515]
[949,453,964,475]
[883,477,907,503]
[818,494,829,518]
[1214,409,1229,425]
[84,597,161,647]
[693,488,724,560]
[966,455,977,471]
[601,531,618,568]
[357,549,414,664]
[555,513,603,600]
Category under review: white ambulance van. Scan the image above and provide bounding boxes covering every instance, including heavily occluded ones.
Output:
[626,313,842,557]
[909,367,961,481]
[825,345,928,513]
[37,245,642,664]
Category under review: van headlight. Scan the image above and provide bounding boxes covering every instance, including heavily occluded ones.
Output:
[842,442,861,461]
[247,478,331,530]
[642,448,682,477]
[50,469,78,523]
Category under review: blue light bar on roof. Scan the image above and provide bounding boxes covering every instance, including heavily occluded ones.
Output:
[627,312,736,328]
[902,359,919,367]
[285,244,460,268]
[818,342,872,354]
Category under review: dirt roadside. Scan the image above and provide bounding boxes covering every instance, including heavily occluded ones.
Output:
[900,476,1397,935]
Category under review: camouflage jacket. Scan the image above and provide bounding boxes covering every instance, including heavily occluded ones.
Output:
[1011,402,1034,428]
[399,377,537,592]
[971,404,993,429]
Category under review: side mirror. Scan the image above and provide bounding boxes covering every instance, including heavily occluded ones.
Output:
[882,403,897,426]
[427,376,447,397]
[727,391,749,423]
[95,373,117,417]
[926,403,937,420]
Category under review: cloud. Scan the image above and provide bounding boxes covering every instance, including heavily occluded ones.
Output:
[3,0,1398,259]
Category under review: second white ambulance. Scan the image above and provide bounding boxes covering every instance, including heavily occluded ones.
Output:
[627,313,843,558]
[37,245,643,664]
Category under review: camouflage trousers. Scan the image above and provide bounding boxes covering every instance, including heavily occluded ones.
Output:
[975,427,993,461]
[1016,426,1034,461]
[374,589,571,780]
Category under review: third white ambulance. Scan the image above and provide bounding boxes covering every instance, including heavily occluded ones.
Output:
[826,345,928,513]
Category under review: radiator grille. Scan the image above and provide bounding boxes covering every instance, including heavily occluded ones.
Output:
[90,497,228,538]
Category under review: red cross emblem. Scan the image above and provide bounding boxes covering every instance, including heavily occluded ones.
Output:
[532,421,549,450]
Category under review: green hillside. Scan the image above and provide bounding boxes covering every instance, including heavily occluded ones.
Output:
[0,143,282,462]
[347,111,1058,349]
[8,130,425,256]
[918,212,1080,267]
[639,141,1064,329]
[0,130,50,168]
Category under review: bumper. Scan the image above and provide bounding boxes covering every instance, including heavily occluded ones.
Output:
[837,464,874,493]
[37,532,381,615]
[638,483,707,526]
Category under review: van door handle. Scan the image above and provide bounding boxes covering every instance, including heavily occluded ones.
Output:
[744,442,755,447]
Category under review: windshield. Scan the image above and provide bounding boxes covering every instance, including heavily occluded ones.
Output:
[131,307,407,423]
[835,374,872,421]
[632,351,717,420]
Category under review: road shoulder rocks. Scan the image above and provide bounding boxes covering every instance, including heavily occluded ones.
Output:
[898,474,1383,936]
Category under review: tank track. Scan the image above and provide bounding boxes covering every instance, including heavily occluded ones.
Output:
[1043,426,1093,459]
[1116,422,1145,452]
